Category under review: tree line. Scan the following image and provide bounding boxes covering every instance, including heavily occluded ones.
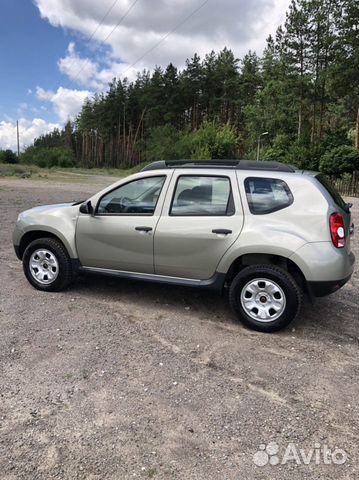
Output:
[8,0,359,175]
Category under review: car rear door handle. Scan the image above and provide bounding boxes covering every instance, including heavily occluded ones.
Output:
[135,226,152,232]
[212,229,232,235]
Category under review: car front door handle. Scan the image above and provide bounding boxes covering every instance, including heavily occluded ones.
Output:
[135,226,152,232]
[212,229,232,235]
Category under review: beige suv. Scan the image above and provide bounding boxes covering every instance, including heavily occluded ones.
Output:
[13,160,355,332]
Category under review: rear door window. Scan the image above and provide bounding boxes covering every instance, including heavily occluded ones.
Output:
[244,177,293,214]
[171,175,234,216]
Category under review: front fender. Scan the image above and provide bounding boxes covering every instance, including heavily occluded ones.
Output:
[14,204,80,258]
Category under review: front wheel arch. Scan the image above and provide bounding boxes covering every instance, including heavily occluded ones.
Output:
[19,230,71,260]
[23,237,73,291]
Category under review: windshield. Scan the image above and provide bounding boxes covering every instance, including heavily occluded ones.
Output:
[315,174,347,210]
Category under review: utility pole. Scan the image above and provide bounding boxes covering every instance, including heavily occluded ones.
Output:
[256,131,269,161]
[16,120,20,157]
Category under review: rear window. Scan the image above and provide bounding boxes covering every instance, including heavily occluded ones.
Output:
[315,174,347,210]
[244,177,293,214]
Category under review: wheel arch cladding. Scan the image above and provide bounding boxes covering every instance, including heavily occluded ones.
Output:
[18,229,75,260]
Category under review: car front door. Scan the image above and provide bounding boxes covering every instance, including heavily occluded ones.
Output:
[76,174,169,273]
[154,170,244,279]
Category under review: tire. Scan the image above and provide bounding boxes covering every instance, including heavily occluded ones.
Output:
[229,264,302,333]
[23,237,73,292]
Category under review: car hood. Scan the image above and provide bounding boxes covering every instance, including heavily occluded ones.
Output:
[20,201,82,216]
[17,202,85,227]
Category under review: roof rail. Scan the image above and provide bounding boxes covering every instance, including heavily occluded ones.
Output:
[141,159,296,173]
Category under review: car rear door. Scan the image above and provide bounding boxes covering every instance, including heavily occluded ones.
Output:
[154,169,244,279]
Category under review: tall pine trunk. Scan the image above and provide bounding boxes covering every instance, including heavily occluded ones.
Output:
[356,106,359,151]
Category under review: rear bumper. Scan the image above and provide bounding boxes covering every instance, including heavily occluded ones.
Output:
[289,242,355,282]
[307,273,352,297]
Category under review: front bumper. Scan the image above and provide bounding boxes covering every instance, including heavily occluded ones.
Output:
[14,244,21,260]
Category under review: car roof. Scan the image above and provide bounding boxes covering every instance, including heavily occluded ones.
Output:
[141,160,297,173]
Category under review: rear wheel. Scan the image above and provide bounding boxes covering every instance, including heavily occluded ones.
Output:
[229,265,302,332]
[23,237,73,291]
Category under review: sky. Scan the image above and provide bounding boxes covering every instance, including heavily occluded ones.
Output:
[0,0,290,151]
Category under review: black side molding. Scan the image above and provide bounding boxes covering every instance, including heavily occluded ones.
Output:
[80,266,226,292]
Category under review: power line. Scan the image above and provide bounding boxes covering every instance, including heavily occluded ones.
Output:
[64,0,120,79]
[69,0,210,86]
[70,0,141,85]
[101,0,140,44]
[88,0,120,43]
[120,0,210,78]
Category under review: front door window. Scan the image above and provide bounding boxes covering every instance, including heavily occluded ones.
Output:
[97,176,166,215]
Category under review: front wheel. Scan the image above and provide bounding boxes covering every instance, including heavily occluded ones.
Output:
[229,265,302,332]
[23,237,73,291]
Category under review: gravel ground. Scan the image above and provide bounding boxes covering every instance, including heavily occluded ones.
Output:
[0,176,358,480]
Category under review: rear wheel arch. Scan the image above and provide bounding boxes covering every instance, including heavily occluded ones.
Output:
[229,264,302,332]
[225,253,307,292]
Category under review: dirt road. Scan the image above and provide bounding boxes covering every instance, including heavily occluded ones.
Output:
[0,176,358,479]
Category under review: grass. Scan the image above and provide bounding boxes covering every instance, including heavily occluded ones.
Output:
[147,468,157,478]
[0,162,145,181]
[0,163,40,178]
[62,163,146,177]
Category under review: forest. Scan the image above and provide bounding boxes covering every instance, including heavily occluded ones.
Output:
[4,0,359,175]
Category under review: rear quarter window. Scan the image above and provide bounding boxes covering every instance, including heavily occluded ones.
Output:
[244,177,293,214]
[315,174,347,210]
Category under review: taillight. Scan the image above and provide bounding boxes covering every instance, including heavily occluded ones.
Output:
[330,213,346,248]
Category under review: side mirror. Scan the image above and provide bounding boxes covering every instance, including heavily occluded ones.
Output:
[79,200,94,215]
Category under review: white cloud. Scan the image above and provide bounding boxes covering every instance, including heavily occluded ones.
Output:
[36,86,90,122]
[35,0,290,87]
[58,42,101,88]
[0,118,60,151]
[0,86,90,151]
[0,87,90,151]
[58,42,139,88]
[96,62,138,84]
[36,87,54,102]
